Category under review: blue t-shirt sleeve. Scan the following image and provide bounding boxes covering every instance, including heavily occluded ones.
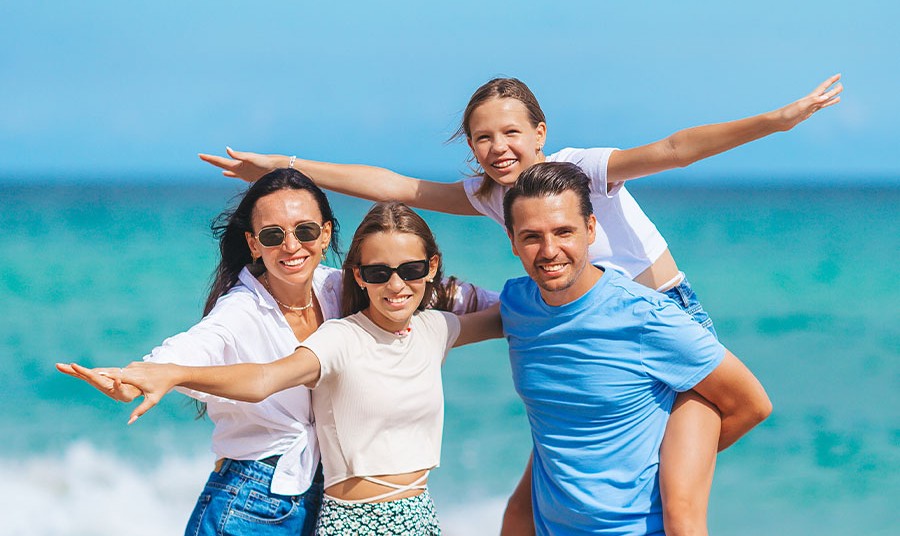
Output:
[639,300,725,392]
[499,277,532,339]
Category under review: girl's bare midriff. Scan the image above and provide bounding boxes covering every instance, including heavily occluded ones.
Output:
[326,468,430,502]
[634,248,681,291]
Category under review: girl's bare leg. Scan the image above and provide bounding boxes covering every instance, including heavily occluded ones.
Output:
[500,455,535,536]
[660,390,721,536]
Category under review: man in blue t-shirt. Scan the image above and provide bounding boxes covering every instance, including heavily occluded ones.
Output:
[499,162,772,535]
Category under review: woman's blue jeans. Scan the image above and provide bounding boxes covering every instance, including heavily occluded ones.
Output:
[184,459,323,536]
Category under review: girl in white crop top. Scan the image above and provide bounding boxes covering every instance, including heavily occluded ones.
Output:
[197,73,841,535]
[68,202,503,535]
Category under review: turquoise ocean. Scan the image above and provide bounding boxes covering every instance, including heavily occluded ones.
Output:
[2,181,897,535]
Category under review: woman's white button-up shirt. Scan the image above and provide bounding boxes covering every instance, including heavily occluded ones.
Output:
[144,265,342,495]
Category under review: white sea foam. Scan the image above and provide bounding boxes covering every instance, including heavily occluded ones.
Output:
[439,498,506,535]
[5,441,507,536]
[4,441,209,536]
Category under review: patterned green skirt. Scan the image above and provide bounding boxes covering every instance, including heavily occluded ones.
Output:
[316,490,441,535]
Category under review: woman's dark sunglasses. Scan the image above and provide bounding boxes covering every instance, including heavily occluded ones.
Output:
[255,222,323,248]
[358,259,430,284]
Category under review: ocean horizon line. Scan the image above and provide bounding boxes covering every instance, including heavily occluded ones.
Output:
[2,173,899,190]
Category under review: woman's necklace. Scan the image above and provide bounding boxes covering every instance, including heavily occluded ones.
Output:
[264,273,314,313]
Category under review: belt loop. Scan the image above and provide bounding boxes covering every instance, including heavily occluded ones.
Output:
[217,458,233,475]
[676,283,689,307]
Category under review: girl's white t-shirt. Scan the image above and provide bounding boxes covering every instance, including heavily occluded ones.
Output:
[302,309,461,488]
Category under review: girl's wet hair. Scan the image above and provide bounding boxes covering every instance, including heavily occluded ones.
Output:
[451,77,547,198]
[341,201,476,317]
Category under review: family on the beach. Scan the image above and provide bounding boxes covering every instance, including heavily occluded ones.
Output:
[59,74,841,535]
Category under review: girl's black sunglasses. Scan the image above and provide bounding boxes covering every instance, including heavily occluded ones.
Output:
[358,259,430,284]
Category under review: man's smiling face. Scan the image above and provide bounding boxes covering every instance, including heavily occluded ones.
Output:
[508,190,598,306]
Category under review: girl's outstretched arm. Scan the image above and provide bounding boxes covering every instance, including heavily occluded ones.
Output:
[607,74,842,184]
[61,347,323,425]
[199,148,479,215]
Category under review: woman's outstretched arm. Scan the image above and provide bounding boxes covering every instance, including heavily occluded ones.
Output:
[199,148,479,215]
[607,74,842,184]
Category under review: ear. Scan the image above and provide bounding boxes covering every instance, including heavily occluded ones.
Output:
[586,214,597,246]
[352,265,365,289]
[427,254,440,281]
[466,136,475,153]
[245,231,262,260]
[320,221,333,254]
[508,231,520,258]
[535,121,547,150]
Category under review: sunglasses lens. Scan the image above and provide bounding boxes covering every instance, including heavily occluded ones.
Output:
[397,260,429,281]
[257,222,321,247]
[360,265,392,284]
[294,222,322,242]
[257,227,285,247]
[359,260,429,284]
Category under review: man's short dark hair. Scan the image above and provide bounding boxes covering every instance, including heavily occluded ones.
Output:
[502,162,594,234]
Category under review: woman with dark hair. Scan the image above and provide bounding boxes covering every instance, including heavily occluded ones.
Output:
[59,168,342,536]
[62,201,502,535]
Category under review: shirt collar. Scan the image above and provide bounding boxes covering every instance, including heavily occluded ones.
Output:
[238,267,278,310]
[237,265,339,314]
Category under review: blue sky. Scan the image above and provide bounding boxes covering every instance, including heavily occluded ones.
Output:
[2,1,897,184]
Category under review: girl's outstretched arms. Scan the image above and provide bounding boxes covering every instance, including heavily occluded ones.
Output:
[607,74,843,184]
[199,148,479,215]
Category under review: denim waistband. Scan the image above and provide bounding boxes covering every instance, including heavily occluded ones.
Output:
[661,274,694,308]
[216,457,324,484]
[215,455,281,480]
